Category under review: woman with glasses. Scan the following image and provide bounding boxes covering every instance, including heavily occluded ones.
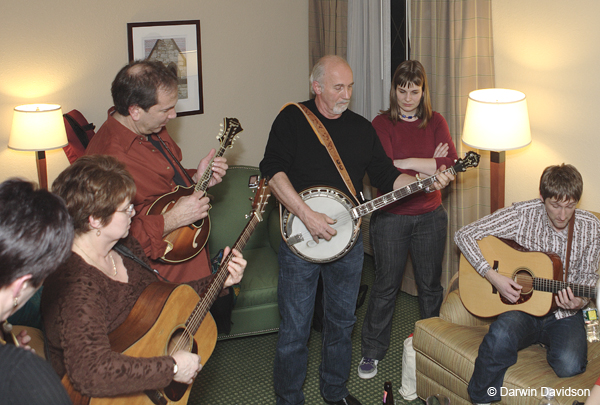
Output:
[41,154,246,398]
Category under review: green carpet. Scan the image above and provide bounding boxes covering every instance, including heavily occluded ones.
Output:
[190,255,425,405]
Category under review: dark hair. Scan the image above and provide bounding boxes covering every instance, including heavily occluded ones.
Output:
[111,60,178,116]
[0,179,74,288]
[539,164,583,203]
[382,60,433,128]
[52,155,136,235]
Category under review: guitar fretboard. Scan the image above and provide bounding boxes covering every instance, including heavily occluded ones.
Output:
[534,278,597,299]
[186,211,263,334]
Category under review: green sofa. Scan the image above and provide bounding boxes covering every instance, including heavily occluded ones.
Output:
[208,165,281,339]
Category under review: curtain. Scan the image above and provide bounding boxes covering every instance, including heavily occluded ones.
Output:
[410,0,495,291]
[309,0,348,70]
[347,0,391,122]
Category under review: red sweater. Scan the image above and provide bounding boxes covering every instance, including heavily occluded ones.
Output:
[372,112,457,215]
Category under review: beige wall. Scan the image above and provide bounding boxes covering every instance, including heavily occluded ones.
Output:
[491,0,600,211]
[0,1,308,186]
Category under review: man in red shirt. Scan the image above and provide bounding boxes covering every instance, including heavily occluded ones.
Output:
[86,60,227,285]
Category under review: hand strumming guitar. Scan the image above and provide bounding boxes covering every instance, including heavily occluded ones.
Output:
[485,270,523,303]
[171,351,201,384]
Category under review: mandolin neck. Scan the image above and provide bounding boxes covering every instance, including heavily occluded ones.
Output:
[194,145,228,192]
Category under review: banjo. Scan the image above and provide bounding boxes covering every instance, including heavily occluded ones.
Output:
[281,151,480,263]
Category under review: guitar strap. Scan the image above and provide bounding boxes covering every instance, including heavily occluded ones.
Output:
[113,242,172,283]
[564,213,576,282]
[282,102,360,204]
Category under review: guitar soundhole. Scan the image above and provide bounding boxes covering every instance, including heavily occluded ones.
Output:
[514,269,534,294]
[163,328,197,401]
[500,268,534,306]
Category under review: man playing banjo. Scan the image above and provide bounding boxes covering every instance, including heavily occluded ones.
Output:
[259,55,454,405]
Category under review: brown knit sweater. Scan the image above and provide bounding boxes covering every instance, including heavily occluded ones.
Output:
[41,235,214,397]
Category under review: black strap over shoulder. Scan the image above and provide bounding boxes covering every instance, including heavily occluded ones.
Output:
[113,242,171,283]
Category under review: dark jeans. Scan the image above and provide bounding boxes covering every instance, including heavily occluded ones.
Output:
[273,238,364,405]
[361,206,447,360]
[468,310,588,403]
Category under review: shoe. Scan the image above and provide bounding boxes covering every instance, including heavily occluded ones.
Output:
[325,393,362,405]
[357,357,378,379]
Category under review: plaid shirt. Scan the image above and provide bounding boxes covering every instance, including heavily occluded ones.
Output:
[455,198,600,319]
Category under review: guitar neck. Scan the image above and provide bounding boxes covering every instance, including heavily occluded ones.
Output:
[352,166,457,218]
[194,146,228,192]
[534,278,597,299]
[185,212,263,335]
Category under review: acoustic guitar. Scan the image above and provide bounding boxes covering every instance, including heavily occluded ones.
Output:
[459,236,598,317]
[62,178,271,405]
[281,151,480,263]
[147,117,243,264]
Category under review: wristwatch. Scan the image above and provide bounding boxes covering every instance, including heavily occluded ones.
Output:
[173,358,178,375]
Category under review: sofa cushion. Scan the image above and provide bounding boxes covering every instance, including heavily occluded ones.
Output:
[233,246,279,309]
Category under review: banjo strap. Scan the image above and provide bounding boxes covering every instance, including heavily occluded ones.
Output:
[282,102,360,204]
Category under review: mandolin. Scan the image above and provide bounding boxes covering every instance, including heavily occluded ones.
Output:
[147,118,243,263]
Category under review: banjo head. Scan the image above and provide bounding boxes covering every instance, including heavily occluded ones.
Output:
[283,187,361,263]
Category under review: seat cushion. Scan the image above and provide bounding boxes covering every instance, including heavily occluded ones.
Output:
[234,246,279,309]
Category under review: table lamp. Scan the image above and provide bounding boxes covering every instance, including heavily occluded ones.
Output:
[462,89,532,213]
[8,104,69,190]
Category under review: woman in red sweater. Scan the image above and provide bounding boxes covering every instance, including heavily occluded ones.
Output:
[358,60,458,379]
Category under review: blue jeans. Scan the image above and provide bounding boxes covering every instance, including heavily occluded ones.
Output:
[273,237,364,405]
[468,310,588,403]
[361,206,447,360]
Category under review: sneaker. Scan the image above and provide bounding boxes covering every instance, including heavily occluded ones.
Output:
[357,357,378,379]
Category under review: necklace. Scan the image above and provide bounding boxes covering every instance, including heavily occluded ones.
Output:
[74,243,118,277]
[108,253,118,277]
[401,114,417,119]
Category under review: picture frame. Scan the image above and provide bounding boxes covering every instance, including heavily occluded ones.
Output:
[127,20,203,116]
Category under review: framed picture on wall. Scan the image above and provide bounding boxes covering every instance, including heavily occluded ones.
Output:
[127,20,203,116]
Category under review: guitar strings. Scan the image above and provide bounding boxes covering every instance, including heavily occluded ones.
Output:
[167,216,259,357]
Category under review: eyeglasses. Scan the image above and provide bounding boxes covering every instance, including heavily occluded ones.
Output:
[117,203,135,217]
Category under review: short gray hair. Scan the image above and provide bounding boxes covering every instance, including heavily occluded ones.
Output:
[309,55,350,95]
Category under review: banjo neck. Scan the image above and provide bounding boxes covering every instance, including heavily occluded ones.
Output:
[351,166,458,219]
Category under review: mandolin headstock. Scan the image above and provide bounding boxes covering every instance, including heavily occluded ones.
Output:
[217,117,244,149]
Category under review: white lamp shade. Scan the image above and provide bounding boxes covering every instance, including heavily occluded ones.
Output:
[8,104,68,151]
[462,89,532,151]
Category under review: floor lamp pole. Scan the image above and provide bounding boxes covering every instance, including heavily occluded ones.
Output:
[35,150,48,190]
[490,151,505,213]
